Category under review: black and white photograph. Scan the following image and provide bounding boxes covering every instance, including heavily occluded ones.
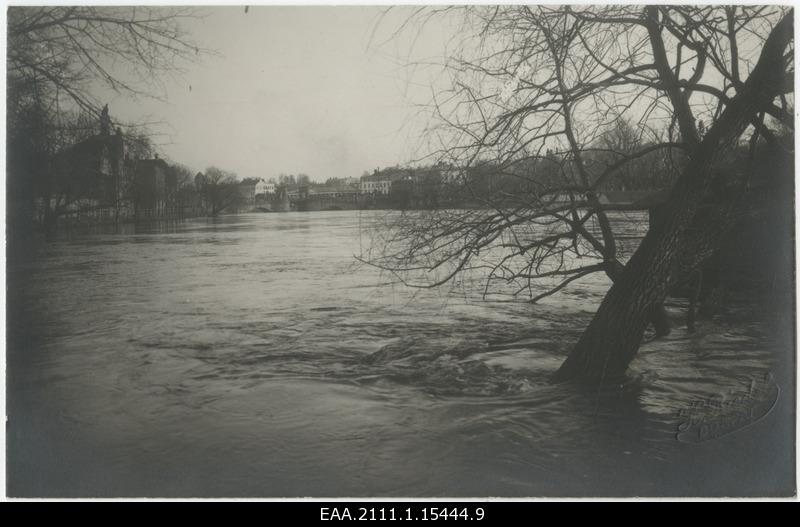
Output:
[3,3,797,499]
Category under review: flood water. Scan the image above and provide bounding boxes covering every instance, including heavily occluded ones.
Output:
[6,211,795,497]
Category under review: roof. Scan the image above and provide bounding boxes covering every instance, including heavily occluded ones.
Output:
[360,168,413,182]
[55,133,121,164]
[310,184,358,194]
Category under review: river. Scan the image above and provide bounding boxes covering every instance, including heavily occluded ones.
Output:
[6,211,795,497]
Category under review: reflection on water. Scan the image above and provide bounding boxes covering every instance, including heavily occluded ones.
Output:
[6,212,795,497]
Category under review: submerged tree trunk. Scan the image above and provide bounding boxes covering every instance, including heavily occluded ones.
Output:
[554,13,793,383]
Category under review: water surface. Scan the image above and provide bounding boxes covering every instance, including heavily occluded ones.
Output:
[6,211,795,496]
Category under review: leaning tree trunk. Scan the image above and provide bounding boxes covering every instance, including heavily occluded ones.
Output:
[554,12,793,383]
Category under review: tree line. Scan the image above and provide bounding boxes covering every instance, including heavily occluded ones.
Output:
[6,7,207,230]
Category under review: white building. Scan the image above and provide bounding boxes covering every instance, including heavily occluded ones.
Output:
[255,179,275,195]
[359,174,394,195]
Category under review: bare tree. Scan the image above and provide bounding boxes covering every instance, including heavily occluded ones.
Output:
[200,167,243,216]
[7,6,202,116]
[7,104,100,226]
[365,5,794,382]
[7,6,204,233]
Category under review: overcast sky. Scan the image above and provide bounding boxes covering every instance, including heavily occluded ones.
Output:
[99,6,452,182]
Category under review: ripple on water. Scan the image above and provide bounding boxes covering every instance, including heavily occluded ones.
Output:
[7,211,793,497]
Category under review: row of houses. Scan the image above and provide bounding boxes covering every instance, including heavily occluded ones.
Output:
[47,106,461,219]
[42,105,180,222]
[358,165,460,196]
[253,167,459,204]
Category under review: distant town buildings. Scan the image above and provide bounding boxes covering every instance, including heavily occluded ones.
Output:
[48,106,595,221]
[127,155,177,217]
[238,178,277,206]
[44,105,179,222]
[286,186,303,200]
[359,172,393,195]
[50,111,129,217]
[308,182,358,198]
[359,167,417,195]
[355,166,448,210]
[259,179,275,195]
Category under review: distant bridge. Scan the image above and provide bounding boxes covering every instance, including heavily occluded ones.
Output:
[289,192,362,212]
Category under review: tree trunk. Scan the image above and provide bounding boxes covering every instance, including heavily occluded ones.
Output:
[651,304,672,337]
[553,12,793,383]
